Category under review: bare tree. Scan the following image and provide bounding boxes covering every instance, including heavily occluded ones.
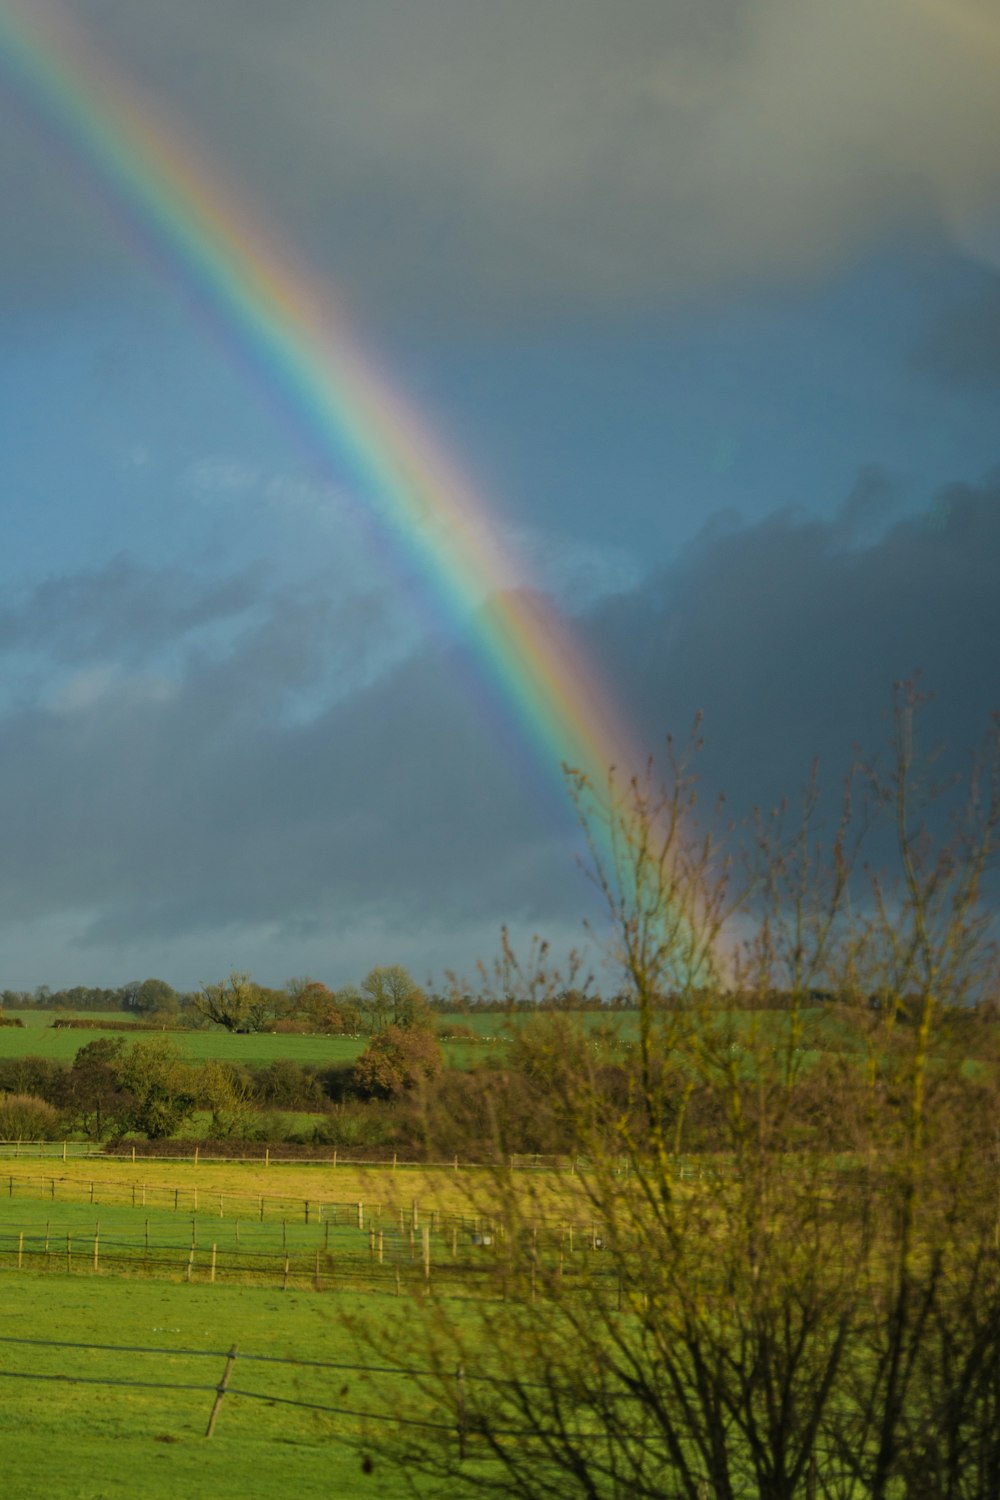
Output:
[346,694,1000,1499]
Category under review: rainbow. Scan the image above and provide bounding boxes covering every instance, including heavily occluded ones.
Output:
[0,2,706,969]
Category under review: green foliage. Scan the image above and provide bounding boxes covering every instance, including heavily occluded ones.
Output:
[199,1059,264,1139]
[131,977,179,1017]
[113,1038,197,1138]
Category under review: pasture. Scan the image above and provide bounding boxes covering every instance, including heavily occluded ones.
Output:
[0,1270,479,1499]
[0,1155,595,1497]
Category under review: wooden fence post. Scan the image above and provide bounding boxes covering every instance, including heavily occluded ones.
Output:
[456,1364,467,1462]
[186,1247,195,1282]
[357,1202,364,1230]
[205,1345,238,1438]
[423,1224,430,1282]
[210,1244,217,1284]
[93,1228,100,1272]
[17,1231,23,1270]
[282,1255,290,1291]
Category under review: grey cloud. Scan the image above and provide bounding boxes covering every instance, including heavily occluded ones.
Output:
[0,477,996,986]
[912,279,1000,388]
[2,0,997,323]
[0,569,589,976]
[0,556,263,665]
[585,473,1000,822]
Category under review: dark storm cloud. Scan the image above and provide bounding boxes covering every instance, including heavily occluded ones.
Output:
[912,279,1000,388]
[0,561,583,954]
[0,555,263,663]
[2,0,997,322]
[0,475,996,977]
[586,474,1000,821]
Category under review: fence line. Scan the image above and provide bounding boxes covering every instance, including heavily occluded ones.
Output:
[0,1139,633,1176]
[0,1331,632,1442]
[0,1333,462,1439]
[0,1163,615,1246]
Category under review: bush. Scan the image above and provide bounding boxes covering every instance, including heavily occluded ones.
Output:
[352,1025,444,1099]
[0,1093,61,1140]
[435,1022,480,1042]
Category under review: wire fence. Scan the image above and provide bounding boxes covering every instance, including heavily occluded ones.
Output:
[0,1165,613,1254]
[0,1139,626,1172]
[0,1331,469,1441]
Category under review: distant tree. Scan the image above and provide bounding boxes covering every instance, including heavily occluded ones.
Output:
[132,978,179,1017]
[193,971,270,1032]
[360,966,430,1033]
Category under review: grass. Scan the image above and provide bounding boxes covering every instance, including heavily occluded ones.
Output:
[0,1015,367,1067]
[0,1267,485,1498]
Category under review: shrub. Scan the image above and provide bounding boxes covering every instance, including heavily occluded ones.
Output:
[352,1025,444,1099]
[0,1093,61,1140]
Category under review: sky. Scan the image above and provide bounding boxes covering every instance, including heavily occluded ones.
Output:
[0,0,998,993]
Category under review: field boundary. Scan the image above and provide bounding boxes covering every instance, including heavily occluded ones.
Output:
[0,1139,621,1174]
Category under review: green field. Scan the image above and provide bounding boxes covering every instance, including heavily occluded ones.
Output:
[0,1269,481,1499]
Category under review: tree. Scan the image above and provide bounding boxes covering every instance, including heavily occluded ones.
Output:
[112,1038,196,1138]
[193,971,271,1032]
[57,1038,130,1140]
[359,965,430,1033]
[131,978,179,1018]
[347,695,1000,1498]
[199,1059,262,1139]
